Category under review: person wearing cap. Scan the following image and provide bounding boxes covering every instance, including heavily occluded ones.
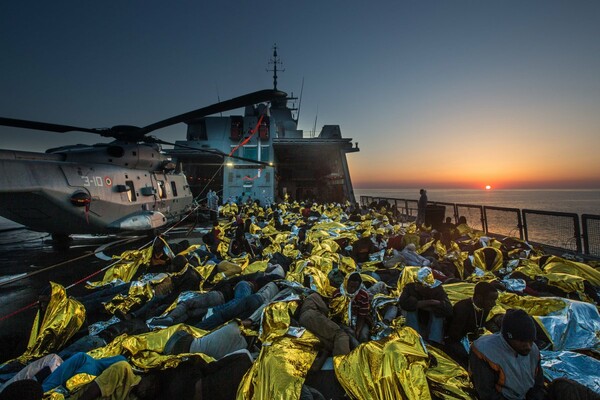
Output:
[469,308,545,400]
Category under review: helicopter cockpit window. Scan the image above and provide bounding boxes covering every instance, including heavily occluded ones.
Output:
[157,181,167,199]
[126,180,137,202]
[170,181,178,197]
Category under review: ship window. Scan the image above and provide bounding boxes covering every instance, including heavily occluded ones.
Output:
[170,181,178,197]
[230,117,243,141]
[126,180,137,202]
[260,146,270,162]
[265,171,270,183]
[228,172,234,183]
[244,145,257,161]
[188,120,208,141]
[258,117,270,139]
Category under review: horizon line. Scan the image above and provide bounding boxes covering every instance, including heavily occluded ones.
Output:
[353,186,600,190]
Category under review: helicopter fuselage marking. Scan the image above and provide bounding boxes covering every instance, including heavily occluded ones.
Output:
[80,176,106,187]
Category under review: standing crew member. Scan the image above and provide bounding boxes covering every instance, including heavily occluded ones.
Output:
[416,189,428,226]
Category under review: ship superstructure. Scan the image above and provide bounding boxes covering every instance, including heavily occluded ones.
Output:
[170,46,359,205]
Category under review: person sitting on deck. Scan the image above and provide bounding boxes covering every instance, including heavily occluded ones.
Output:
[204,220,222,253]
[331,272,372,345]
[470,308,544,400]
[351,234,376,264]
[444,281,499,367]
[470,308,600,400]
[399,243,431,267]
[298,292,352,359]
[439,217,455,244]
[397,267,452,344]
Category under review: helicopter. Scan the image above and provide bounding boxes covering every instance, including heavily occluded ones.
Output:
[0,89,286,249]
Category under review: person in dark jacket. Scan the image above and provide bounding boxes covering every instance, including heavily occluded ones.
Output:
[416,189,427,226]
[398,267,452,343]
[444,281,498,366]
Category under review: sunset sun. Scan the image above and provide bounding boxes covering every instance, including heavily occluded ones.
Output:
[485,185,492,190]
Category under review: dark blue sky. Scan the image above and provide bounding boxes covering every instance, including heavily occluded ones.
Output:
[1,1,599,188]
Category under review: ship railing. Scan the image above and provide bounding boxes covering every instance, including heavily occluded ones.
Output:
[582,214,600,256]
[522,209,582,254]
[359,196,600,257]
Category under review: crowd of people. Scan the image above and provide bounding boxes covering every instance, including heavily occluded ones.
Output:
[0,199,599,400]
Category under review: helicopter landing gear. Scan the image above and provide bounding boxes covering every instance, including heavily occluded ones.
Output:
[51,233,72,251]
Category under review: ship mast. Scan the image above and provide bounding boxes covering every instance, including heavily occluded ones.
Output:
[267,44,284,90]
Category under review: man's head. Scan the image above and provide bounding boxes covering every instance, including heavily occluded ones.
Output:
[327,268,345,289]
[151,239,173,267]
[169,254,188,273]
[420,189,425,195]
[416,266,440,288]
[501,308,536,356]
[346,272,362,294]
[473,281,499,311]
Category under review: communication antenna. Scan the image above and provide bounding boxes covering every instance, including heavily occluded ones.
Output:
[296,77,305,123]
[216,85,222,116]
[266,43,285,90]
[312,105,319,138]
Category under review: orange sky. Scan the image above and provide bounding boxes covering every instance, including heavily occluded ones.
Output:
[347,92,600,189]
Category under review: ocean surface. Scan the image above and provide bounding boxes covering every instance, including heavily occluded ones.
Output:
[354,189,600,216]
[1,189,598,230]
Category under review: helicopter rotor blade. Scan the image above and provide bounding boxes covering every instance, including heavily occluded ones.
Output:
[0,117,106,135]
[139,89,287,135]
[0,89,287,142]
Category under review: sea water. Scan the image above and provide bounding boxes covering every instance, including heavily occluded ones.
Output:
[354,189,600,216]
[354,189,600,251]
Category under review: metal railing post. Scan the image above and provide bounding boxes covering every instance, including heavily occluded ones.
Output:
[574,216,583,254]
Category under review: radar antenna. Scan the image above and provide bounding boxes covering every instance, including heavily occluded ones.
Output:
[266,43,285,90]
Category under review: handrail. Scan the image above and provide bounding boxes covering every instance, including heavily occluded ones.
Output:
[484,205,523,240]
[582,214,600,255]
[359,195,599,256]
[522,209,582,254]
